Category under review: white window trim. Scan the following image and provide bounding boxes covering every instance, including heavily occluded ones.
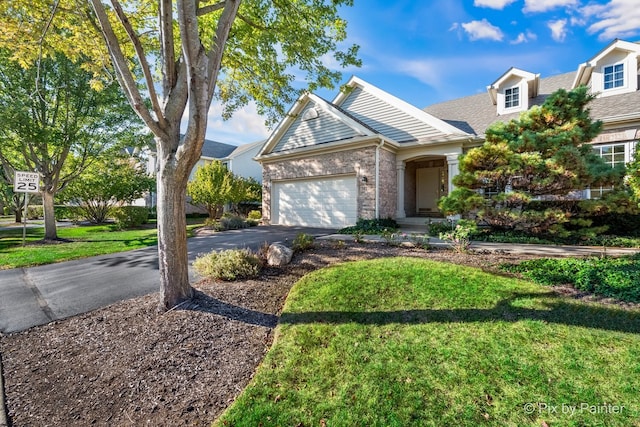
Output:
[586,141,633,199]
[603,62,625,91]
[504,86,520,110]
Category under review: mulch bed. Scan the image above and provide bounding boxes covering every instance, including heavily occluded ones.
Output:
[0,242,577,426]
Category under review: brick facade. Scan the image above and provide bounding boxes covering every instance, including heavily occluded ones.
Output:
[261,145,397,224]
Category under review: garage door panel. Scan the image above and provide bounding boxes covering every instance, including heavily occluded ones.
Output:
[273,177,357,228]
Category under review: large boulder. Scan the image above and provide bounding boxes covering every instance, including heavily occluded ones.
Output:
[267,243,293,266]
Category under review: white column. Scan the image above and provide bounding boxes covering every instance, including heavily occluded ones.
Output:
[445,154,460,195]
[395,160,406,218]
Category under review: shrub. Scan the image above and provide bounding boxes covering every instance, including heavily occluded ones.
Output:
[203,217,218,228]
[502,254,640,303]
[426,220,454,237]
[292,232,314,252]
[111,206,149,229]
[27,205,43,219]
[338,218,398,234]
[192,249,261,281]
[439,219,477,253]
[54,206,83,222]
[247,210,262,221]
[219,214,248,230]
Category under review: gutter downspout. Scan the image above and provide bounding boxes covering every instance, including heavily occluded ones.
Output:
[375,139,385,219]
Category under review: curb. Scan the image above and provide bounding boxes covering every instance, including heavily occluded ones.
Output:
[0,349,8,427]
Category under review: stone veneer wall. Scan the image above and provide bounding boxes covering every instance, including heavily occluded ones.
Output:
[377,148,397,219]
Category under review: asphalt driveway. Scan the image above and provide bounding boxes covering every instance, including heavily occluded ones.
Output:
[0,226,334,333]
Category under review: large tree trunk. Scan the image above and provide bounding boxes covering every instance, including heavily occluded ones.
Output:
[156,147,194,310]
[42,190,58,240]
[13,194,22,223]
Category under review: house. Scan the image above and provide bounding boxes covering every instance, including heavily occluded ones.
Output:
[256,39,640,228]
[219,139,265,183]
[142,138,263,211]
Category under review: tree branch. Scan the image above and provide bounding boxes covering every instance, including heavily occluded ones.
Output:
[197,1,225,17]
[111,0,166,128]
[205,0,241,101]
[88,0,163,137]
[159,0,176,99]
[236,12,269,31]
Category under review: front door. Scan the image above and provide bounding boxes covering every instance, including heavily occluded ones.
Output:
[416,167,446,215]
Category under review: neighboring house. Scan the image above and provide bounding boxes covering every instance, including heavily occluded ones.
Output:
[188,138,237,181]
[142,138,264,211]
[220,139,265,183]
[256,38,640,228]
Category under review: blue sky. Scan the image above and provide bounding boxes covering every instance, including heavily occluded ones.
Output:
[207,0,640,145]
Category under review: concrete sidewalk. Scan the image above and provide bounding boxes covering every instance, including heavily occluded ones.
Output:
[318,233,640,257]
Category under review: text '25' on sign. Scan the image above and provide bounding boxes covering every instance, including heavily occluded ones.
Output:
[14,171,40,193]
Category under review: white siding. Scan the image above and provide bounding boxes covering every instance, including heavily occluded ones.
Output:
[341,88,445,142]
[228,142,263,183]
[272,176,357,228]
[273,101,360,152]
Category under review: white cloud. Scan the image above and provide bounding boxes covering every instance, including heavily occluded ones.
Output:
[582,0,640,41]
[206,102,271,145]
[570,15,586,26]
[523,0,578,13]
[511,30,538,44]
[395,59,443,88]
[459,19,504,41]
[548,19,569,41]
[474,0,517,9]
[181,101,271,146]
[393,49,551,93]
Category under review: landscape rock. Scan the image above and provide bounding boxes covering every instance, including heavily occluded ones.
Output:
[267,243,293,266]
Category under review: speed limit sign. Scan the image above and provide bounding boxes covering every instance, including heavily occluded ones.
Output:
[14,171,40,193]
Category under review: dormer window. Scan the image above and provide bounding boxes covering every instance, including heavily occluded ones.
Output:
[487,68,539,115]
[603,63,624,90]
[572,40,640,97]
[504,86,520,109]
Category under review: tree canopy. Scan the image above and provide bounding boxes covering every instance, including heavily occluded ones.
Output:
[0,49,144,239]
[60,151,155,223]
[187,160,260,218]
[0,0,360,309]
[628,147,640,206]
[439,86,623,234]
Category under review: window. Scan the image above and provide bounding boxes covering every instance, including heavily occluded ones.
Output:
[594,144,626,168]
[590,143,626,198]
[505,86,519,109]
[603,63,624,90]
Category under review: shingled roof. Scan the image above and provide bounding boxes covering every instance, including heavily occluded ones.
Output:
[200,138,236,159]
[423,71,640,136]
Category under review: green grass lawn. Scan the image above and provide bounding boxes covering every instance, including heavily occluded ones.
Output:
[0,221,204,269]
[216,257,640,427]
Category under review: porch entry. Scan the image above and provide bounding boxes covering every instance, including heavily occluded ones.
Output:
[416,167,447,217]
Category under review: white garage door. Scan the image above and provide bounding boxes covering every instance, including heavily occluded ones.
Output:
[273,176,357,228]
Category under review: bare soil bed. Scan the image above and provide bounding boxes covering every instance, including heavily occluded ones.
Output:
[0,242,558,426]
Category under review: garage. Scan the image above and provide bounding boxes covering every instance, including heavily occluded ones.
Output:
[272,176,358,228]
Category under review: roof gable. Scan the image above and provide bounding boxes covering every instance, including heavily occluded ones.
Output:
[487,67,540,106]
[573,39,640,89]
[334,76,468,142]
[258,93,375,156]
